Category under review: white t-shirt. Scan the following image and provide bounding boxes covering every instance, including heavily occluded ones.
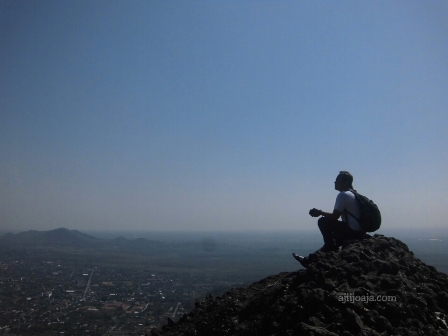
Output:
[334,190,363,231]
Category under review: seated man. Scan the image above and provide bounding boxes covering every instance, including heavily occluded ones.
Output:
[293,171,366,267]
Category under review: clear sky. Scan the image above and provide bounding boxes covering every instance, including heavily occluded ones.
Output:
[1,0,447,232]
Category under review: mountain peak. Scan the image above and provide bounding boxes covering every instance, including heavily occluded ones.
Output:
[0,227,100,247]
[50,227,70,231]
[153,235,448,335]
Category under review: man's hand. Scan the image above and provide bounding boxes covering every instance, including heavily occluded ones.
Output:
[309,208,322,217]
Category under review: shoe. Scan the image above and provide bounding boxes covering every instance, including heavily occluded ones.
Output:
[318,244,339,252]
[292,253,309,268]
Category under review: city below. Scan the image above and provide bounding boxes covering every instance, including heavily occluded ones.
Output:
[1,227,447,335]
[1,257,231,335]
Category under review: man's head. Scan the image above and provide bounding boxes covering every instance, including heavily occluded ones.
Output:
[334,171,354,191]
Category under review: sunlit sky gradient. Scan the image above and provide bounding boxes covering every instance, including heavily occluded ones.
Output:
[1,1,447,232]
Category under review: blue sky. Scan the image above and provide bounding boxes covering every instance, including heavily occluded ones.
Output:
[1,0,447,232]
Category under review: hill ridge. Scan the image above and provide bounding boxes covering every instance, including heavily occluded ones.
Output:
[0,227,102,247]
[153,235,448,336]
[0,228,153,249]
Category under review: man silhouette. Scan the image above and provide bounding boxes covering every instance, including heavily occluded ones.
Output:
[293,171,366,267]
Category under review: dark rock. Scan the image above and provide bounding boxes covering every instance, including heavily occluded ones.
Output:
[152,235,448,336]
[343,308,364,333]
[299,322,339,335]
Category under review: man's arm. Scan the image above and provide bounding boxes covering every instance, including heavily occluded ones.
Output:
[309,208,342,220]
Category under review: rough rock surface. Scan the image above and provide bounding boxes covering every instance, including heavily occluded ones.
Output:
[152,235,448,336]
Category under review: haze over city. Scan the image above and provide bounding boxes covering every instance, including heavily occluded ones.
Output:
[1,1,447,232]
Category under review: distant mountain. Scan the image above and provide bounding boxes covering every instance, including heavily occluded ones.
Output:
[113,236,128,243]
[108,235,165,252]
[0,227,102,248]
[0,228,237,267]
[0,228,168,253]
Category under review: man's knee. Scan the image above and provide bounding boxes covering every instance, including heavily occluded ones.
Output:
[317,217,330,231]
[318,216,330,228]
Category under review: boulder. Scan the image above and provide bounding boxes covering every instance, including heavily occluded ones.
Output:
[152,235,448,336]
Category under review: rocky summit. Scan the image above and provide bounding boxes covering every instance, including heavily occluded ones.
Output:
[152,235,448,336]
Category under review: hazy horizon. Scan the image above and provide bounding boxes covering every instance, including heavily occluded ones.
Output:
[3,226,448,241]
[1,1,447,232]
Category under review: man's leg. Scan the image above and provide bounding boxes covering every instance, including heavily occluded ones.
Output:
[333,223,365,246]
[293,217,340,267]
[317,217,340,249]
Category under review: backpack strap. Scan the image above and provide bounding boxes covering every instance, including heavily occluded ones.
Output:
[344,189,360,222]
[344,209,359,221]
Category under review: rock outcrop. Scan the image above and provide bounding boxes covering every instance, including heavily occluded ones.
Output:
[152,235,448,336]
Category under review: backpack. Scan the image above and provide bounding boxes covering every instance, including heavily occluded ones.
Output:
[345,189,381,232]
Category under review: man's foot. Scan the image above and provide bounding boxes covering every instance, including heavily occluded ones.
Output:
[292,253,309,268]
[318,244,339,252]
